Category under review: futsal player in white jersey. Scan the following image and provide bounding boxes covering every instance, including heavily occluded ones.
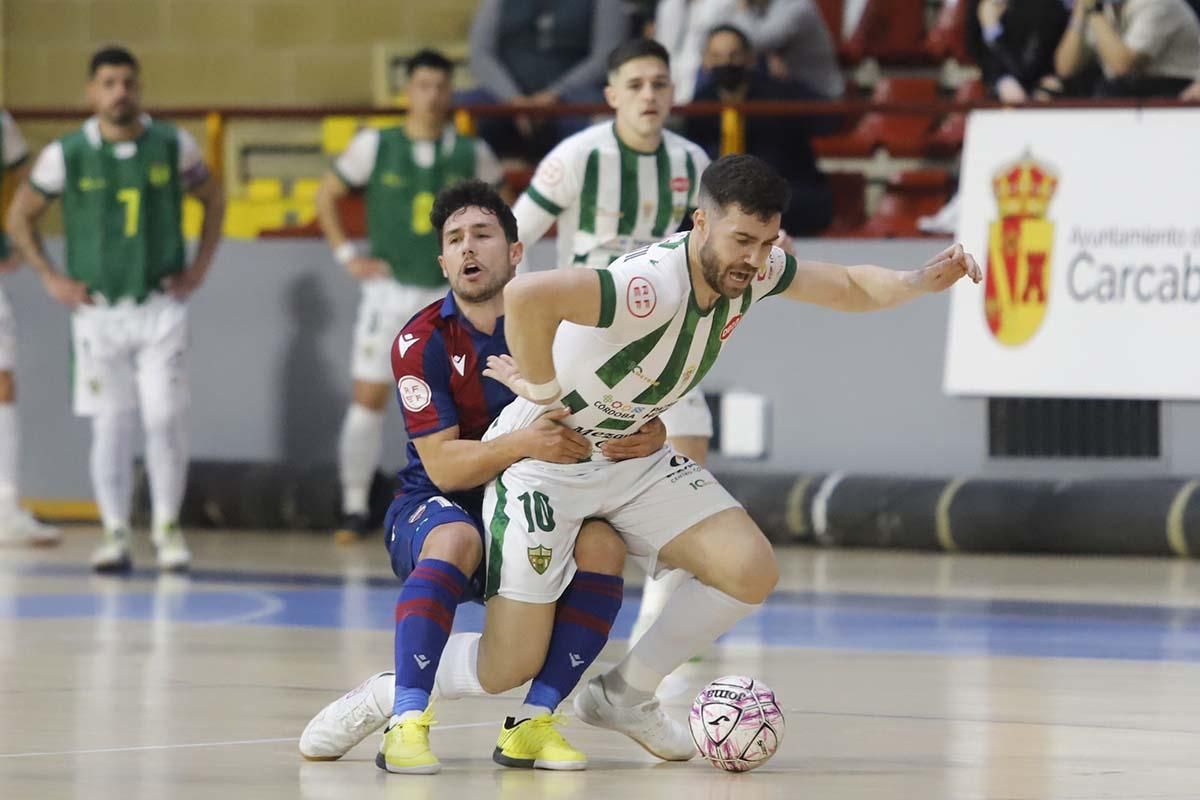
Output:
[481,154,981,754]
[511,38,711,638]
[0,110,60,546]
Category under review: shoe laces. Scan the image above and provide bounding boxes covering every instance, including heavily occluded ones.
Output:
[396,707,438,743]
[525,713,571,745]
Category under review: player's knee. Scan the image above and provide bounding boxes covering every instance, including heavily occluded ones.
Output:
[718,537,778,605]
[575,520,627,576]
[420,523,482,575]
[477,654,541,694]
[0,371,14,404]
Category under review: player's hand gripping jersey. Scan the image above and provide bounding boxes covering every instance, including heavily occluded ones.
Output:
[485,232,796,456]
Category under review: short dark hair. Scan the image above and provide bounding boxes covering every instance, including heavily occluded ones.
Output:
[699,155,791,221]
[89,46,139,77]
[431,179,519,248]
[406,48,454,77]
[708,24,752,53]
[607,38,671,76]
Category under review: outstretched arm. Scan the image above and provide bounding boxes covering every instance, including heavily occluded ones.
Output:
[782,243,981,311]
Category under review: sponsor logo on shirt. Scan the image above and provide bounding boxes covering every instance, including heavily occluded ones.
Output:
[720,314,744,341]
[451,354,466,375]
[671,176,689,193]
[149,163,171,186]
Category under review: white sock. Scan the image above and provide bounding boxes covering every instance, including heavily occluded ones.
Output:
[434,633,486,699]
[516,703,551,721]
[0,403,19,513]
[144,411,188,532]
[338,403,385,515]
[91,412,136,532]
[629,568,689,645]
[610,578,759,705]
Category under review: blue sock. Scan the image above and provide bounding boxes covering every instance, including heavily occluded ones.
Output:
[524,571,624,712]
[392,558,468,716]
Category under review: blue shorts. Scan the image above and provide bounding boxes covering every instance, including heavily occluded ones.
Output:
[384,492,486,602]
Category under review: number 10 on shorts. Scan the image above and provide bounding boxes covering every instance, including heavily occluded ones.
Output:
[517,491,555,533]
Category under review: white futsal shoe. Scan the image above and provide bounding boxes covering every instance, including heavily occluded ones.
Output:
[300,671,395,761]
[152,522,191,571]
[91,527,132,572]
[0,506,61,547]
[573,675,696,761]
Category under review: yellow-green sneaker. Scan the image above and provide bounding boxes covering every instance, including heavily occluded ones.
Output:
[375,707,439,774]
[493,713,587,770]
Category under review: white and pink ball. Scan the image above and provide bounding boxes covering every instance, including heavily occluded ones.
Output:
[689,675,785,772]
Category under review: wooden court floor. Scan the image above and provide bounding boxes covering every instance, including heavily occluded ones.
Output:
[3,529,1200,799]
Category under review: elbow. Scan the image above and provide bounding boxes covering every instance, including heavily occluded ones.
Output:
[424,464,470,493]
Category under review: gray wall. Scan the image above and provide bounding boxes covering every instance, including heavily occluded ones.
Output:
[8,238,1195,500]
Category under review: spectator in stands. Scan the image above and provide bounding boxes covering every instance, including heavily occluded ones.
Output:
[465,0,628,159]
[966,0,1071,102]
[655,0,843,103]
[686,25,833,235]
[1054,0,1200,98]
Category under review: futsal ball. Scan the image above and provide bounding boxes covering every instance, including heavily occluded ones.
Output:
[689,675,785,772]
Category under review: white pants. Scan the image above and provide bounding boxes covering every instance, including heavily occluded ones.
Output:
[482,446,740,603]
[350,279,447,383]
[0,288,15,371]
[71,294,189,419]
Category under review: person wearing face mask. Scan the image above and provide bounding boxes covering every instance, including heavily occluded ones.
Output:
[686,25,833,236]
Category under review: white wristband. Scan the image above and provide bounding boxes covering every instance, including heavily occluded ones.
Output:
[526,378,562,402]
[334,242,358,266]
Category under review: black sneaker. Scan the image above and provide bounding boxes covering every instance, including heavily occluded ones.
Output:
[333,513,372,545]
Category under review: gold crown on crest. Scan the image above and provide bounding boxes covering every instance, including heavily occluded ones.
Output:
[992,151,1058,218]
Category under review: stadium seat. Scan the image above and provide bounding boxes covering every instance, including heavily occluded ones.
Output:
[823,171,868,235]
[927,78,986,157]
[813,77,941,157]
[292,178,321,203]
[925,0,971,63]
[841,0,931,65]
[245,178,284,202]
[854,168,952,237]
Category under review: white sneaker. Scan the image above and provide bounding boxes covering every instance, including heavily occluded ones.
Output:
[153,522,191,572]
[0,507,61,547]
[300,671,394,761]
[91,528,132,573]
[572,675,696,761]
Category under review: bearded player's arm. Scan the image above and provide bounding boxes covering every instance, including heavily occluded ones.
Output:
[781,242,982,311]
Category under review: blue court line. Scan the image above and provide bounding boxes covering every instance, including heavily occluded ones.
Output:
[4,562,1200,663]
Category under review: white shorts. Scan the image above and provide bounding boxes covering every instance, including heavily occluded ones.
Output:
[71,293,189,419]
[658,386,713,439]
[350,279,447,383]
[481,446,741,603]
[0,287,14,371]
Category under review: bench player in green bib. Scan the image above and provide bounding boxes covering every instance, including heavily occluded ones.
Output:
[7,46,225,572]
[315,49,503,545]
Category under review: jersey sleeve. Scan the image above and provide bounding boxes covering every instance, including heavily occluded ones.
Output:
[751,245,798,303]
[686,144,710,209]
[333,128,380,189]
[29,141,65,197]
[176,128,211,190]
[392,328,460,437]
[474,138,503,187]
[1,112,29,168]
[592,244,684,341]
[521,138,581,218]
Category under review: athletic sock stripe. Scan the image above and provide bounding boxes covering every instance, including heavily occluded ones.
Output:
[409,566,467,596]
[557,606,615,636]
[395,598,454,632]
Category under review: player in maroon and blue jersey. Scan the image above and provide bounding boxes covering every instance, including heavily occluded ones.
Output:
[299,180,666,772]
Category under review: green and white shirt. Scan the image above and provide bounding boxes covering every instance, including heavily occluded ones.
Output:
[0,110,30,259]
[485,232,797,455]
[513,122,710,269]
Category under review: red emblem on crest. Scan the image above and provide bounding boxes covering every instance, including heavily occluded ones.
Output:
[627,277,657,318]
[671,176,689,193]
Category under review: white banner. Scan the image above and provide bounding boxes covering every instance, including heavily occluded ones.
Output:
[944,108,1200,399]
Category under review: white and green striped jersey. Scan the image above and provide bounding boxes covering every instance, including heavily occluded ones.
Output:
[513,122,710,269]
[486,232,797,455]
